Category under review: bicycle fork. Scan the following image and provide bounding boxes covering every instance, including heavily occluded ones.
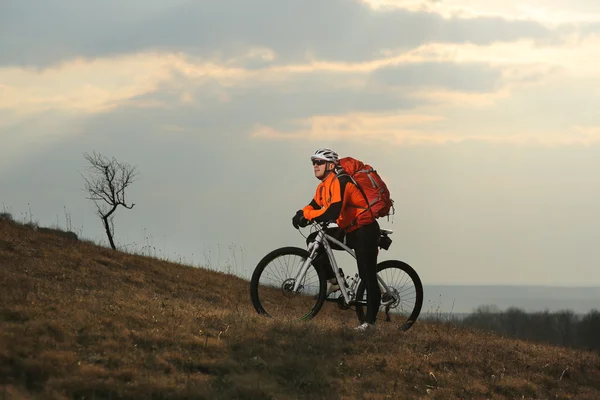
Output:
[291,234,324,292]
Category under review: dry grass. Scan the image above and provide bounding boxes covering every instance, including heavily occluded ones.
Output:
[1,219,599,400]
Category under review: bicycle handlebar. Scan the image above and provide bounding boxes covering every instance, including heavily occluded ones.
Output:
[308,220,339,229]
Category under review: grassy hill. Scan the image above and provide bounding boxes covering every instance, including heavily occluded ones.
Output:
[1,219,599,400]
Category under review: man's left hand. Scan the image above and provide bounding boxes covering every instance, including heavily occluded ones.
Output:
[292,210,310,228]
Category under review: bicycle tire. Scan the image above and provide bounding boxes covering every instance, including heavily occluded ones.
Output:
[355,260,423,331]
[250,246,327,321]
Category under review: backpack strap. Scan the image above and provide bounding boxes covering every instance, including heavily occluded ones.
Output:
[358,168,379,189]
[334,171,375,222]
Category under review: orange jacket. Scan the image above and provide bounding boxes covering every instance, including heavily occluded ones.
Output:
[302,171,374,232]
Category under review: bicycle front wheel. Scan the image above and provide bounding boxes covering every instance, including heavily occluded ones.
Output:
[250,246,327,321]
[355,260,423,331]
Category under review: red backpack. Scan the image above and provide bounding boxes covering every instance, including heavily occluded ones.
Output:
[338,157,394,221]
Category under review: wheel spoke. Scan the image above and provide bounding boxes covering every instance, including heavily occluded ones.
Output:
[250,247,326,321]
[354,260,423,330]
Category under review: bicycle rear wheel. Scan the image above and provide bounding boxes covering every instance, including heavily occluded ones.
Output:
[355,260,423,331]
[250,246,327,321]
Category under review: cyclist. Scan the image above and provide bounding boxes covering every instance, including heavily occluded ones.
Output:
[292,148,381,332]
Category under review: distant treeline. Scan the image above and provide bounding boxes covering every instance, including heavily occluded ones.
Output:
[451,306,600,352]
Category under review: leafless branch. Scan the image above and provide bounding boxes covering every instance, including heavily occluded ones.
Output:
[81,151,138,250]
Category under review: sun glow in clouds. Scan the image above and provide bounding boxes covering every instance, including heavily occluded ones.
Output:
[2,35,597,116]
[2,11,600,149]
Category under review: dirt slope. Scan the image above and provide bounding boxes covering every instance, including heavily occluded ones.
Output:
[1,219,599,399]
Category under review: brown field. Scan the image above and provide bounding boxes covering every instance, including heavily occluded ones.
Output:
[1,219,599,399]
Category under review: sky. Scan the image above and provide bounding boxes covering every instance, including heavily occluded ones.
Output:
[2,0,600,289]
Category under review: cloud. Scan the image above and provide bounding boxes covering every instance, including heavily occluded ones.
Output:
[2,8,600,173]
[251,112,447,144]
[0,0,554,67]
[370,62,502,92]
[3,36,571,120]
[251,112,600,147]
[0,54,173,116]
[362,0,600,26]
[3,32,585,122]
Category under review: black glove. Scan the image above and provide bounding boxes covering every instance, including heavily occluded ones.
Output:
[292,210,309,229]
[299,215,310,228]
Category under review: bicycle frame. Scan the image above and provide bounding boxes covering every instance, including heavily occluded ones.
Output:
[292,222,395,307]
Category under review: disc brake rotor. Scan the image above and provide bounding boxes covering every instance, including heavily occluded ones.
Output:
[281,278,300,296]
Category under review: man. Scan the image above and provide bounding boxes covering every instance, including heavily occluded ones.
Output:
[292,148,381,332]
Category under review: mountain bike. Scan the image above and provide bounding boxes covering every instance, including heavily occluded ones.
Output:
[249,221,423,331]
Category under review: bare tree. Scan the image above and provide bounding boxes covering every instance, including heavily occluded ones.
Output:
[82,152,138,250]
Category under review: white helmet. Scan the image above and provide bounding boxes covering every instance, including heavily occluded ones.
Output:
[311,148,339,164]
